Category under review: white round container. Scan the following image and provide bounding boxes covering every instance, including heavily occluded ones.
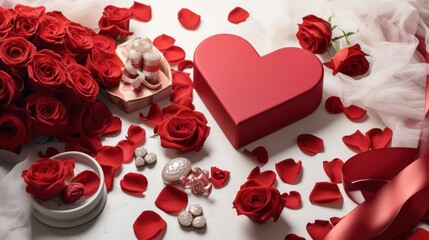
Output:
[31,151,107,228]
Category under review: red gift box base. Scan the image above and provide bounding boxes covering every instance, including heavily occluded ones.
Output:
[194,34,323,148]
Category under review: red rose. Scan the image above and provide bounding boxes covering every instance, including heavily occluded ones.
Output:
[98,5,133,41]
[61,183,84,204]
[0,36,36,68]
[0,106,32,152]
[27,49,67,92]
[85,48,122,87]
[65,63,99,102]
[324,44,370,77]
[0,70,21,106]
[233,180,285,223]
[155,108,210,153]
[14,4,45,18]
[13,15,40,39]
[35,14,66,48]
[296,15,332,54]
[65,23,95,54]
[70,101,113,137]
[53,47,77,65]
[0,8,15,38]
[22,94,68,136]
[21,158,75,200]
[92,34,117,53]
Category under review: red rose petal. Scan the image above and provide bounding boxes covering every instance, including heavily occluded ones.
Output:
[177,60,194,71]
[297,134,324,154]
[247,166,276,187]
[103,116,122,135]
[130,1,152,22]
[38,147,60,158]
[275,158,302,184]
[342,130,370,152]
[342,104,367,120]
[407,228,429,240]
[155,185,188,215]
[72,170,100,196]
[133,210,166,240]
[139,104,163,127]
[330,216,342,226]
[120,172,148,194]
[322,158,344,183]
[325,96,344,114]
[282,191,302,209]
[366,127,392,149]
[210,166,230,188]
[127,125,146,146]
[95,146,123,171]
[285,233,306,240]
[153,34,175,51]
[116,140,135,163]
[101,165,114,192]
[177,8,201,30]
[306,220,333,240]
[163,46,186,63]
[243,146,269,164]
[99,25,134,42]
[228,7,249,24]
[171,71,193,104]
[309,182,343,204]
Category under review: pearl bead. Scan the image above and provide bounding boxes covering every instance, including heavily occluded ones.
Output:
[134,146,147,157]
[177,210,193,227]
[162,158,192,184]
[188,204,203,216]
[192,216,206,228]
[144,153,157,165]
[135,156,145,168]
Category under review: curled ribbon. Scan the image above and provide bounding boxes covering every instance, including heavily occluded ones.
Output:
[180,168,213,196]
[325,37,429,239]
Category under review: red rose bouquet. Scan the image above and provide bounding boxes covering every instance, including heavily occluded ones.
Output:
[0,4,122,154]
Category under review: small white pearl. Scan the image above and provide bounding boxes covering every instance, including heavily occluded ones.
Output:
[135,156,145,168]
[134,146,147,157]
[144,153,157,165]
[188,204,203,216]
[177,210,193,227]
[192,216,206,228]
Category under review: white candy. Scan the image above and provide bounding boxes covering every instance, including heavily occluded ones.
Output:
[177,210,193,227]
[192,216,206,228]
[188,204,203,216]
[134,146,147,157]
[144,153,157,165]
[162,158,192,184]
[135,156,145,168]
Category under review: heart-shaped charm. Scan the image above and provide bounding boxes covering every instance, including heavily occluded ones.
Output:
[194,34,323,148]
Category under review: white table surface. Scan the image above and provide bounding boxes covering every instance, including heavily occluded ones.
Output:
[30,1,392,239]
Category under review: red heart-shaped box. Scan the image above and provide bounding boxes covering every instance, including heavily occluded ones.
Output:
[194,34,323,148]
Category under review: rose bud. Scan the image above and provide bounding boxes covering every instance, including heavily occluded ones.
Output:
[61,182,85,204]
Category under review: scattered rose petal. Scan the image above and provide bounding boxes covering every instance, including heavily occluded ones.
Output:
[282,191,302,209]
[322,158,344,183]
[243,146,268,164]
[95,146,123,171]
[342,105,367,120]
[285,233,306,240]
[116,140,135,164]
[171,71,193,104]
[407,228,429,240]
[275,158,302,184]
[130,1,152,22]
[309,182,343,204]
[325,96,343,114]
[366,127,392,149]
[177,60,194,71]
[155,185,188,215]
[210,166,230,188]
[139,104,163,127]
[306,220,333,240]
[38,147,60,158]
[330,216,342,226]
[103,116,122,135]
[177,8,201,30]
[342,130,369,152]
[133,210,167,240]
[127,125,146,146]
[101,165,114,192]
[163,46,186,63]
[153,34,175,51]
[72,170,100,196]
[247,166,276,187]
[228,7,249,24]
[297,134,324,154]
[120,172,148,194]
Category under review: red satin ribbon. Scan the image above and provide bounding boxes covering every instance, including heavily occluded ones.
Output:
[325,37,429,239]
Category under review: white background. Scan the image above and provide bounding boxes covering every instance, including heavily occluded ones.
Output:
[31,0,389,239]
